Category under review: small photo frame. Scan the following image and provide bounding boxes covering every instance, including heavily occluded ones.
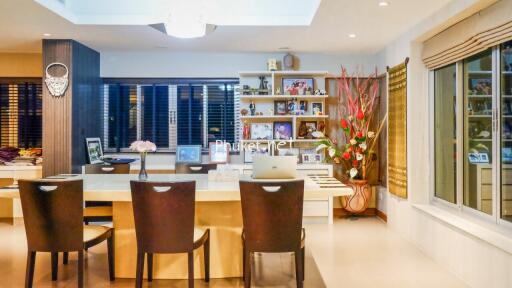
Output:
[273,121,293,140]
[244,144,270,163]
[302,153,324,164]
[282,78,314,96]
[176,145,202,163]
[468,152,489,164]
[299,100,308,112]
[85,138,104,164]
[311,102,323,115]
[304,121,317,132]
[209,142,230,164]
[250,123,273,140]
[274,100,288,115]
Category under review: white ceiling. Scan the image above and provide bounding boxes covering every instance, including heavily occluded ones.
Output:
[0,0,454,54]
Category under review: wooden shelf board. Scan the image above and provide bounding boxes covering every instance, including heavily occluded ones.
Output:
[239,70,328,77]
[240,95,328,100]
[240,115,328,120]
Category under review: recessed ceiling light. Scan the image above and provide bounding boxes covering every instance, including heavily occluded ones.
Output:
[378,1,389,7]
[348,34,356,38]
[43,33,52,37]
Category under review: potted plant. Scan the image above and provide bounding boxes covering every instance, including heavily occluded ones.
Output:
[314,67,385,214]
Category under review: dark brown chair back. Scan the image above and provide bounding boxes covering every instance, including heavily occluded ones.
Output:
[239,180,304,252]
[18,179,84,252]
[175,163,217,174]
[130,181,196,253]
[84,163,130,174]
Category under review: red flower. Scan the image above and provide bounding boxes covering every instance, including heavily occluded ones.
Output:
[352,160,359,167]
[340,119,349,129]
[356,131,363,138]
[356,110,364,120]
[342,152,351,160]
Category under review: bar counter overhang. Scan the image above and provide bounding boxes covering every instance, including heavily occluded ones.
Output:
[0,174,351,279]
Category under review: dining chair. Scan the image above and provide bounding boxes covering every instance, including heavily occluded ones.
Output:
[18,179,114,288]
[175,163,217,174]
[239,179,305,288]
[130,180,210,288]
[84,163,130,224]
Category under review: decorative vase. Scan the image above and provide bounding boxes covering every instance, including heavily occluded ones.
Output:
[343,179,371,214]
[138,153,148,181]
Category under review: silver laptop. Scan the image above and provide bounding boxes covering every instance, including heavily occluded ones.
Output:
[252,156,297,179]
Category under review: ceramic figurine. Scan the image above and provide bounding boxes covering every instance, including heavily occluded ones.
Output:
[275,88,281,95]
[283,53,294,70]
[314,89,321,95]
[267,58,278,71]
[249,101,256,116]
[240,108,248,116]
[320,89,327,95]
[243,121,250,140]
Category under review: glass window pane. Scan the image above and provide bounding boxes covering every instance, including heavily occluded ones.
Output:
[141,85,169,148]
[107,84,137,149]
[500,41,512,221]
[434,64,457,203]
[463,49,493,215]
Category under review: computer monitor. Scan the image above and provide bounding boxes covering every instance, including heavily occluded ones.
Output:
[252,155,297,179]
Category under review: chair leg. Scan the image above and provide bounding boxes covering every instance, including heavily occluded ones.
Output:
[107,232,115,281]
[135,251,144,288]
[295,250,303,288]
[244,250,251,288]
[78,251,84,288]
[63,252,68,265]
[301,247,305,280]
[188,251,194,288]
[147,253,153,282]
[51,252,58,281]
[204,232,210,282]
[25,251,36,288]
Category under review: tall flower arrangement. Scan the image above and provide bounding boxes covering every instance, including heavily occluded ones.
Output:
[315,67,385,180]
[130,140,156,181]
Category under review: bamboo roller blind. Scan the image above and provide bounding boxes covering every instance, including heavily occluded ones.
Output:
[387,60,408,199]
[422,0,512,69]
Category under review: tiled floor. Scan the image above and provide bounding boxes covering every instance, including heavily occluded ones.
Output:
[0,217,468,287]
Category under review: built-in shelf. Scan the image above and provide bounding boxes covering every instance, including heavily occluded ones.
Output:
[467,71,492,74]
[239,70,328,77]
[240,115,328,120]
[468,95,492,98]
[468,115,492,118]
[240,139,324,143]
[240,95,329,100]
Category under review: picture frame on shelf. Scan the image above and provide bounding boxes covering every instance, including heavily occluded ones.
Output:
[311,102,323,115]
[250,123,273,140]
[176,145,202,163]
[273,121,293,140]
[85,137,104,164]
[299,100,308,112]
[469,78,492,95]
[244,144,270,163]
[282,78,314,96]
[302,153,324,164]
[274,100,288,115]
[209,142,230,164]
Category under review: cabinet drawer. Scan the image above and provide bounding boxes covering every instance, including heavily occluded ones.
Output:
[303,200,329,217]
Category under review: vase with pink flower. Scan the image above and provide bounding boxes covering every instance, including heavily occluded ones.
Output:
[130,140,157,181]
[314,67,386,214]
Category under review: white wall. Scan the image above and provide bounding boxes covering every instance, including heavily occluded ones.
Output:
[375,0,512,287]
[100,51,378,78]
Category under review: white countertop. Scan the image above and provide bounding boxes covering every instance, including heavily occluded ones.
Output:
[0,174,351,202]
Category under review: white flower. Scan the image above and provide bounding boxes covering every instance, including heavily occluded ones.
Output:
[349,168,358,178]
[350,139,357,145]
[367,131,375,138]
[130,140,157,153]
[328,147,336,158]
[348,115,354,121]
[316,144,328,152]
[359,143,367,151]
[312,131,325,138]
[356,153,363,161]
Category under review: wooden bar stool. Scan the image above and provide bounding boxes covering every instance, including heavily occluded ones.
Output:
[175,163,217,174]
[239,180,305,288]
[130,180,210,288]
[18,179,115,288]
[84,163,130,224]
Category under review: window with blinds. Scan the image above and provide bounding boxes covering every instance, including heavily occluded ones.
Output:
[103,79,238,152]
[0,81,42,149]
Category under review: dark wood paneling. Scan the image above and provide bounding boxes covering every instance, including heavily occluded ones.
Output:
[42,40,101,176]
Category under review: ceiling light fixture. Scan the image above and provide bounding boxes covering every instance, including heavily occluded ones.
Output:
[378,1,389,7]
[348,34,356,38]
[43,33,52,37]
[163,2,215,39]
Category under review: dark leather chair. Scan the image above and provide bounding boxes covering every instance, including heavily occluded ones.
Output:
[130,180,210,288]
[175,163,217,174]
[84,163,130,224]
[239,180,305,288]
[18,179,114,288]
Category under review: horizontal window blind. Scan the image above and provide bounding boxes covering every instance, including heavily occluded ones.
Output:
[106,84,137,150]
[0,81,42,149]
[206,84,235,145]
[177,84,204,146]
[141,85,169,148]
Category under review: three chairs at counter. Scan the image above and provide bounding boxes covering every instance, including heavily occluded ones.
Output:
[17,162,306,288]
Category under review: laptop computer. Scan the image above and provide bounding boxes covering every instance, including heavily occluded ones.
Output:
[252,155,297,179]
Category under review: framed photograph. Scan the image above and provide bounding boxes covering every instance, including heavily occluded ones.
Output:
[282,78,314,95]
[176,145,202,163]
[299,100,308,112]
[302,153,324,164]
[209,142,230,164]
[311,102,323,115]
[469,78,492,95]
[250,123,273,140]
[85,138,104,164]
[273,121,293,140]
[304,121,317,131]
[468,152,489,164]
[274,100,288,115]
[244,145,270,163]
[278,148,300,163]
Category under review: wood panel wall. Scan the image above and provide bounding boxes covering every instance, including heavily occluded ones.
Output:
[42,40,101,176]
